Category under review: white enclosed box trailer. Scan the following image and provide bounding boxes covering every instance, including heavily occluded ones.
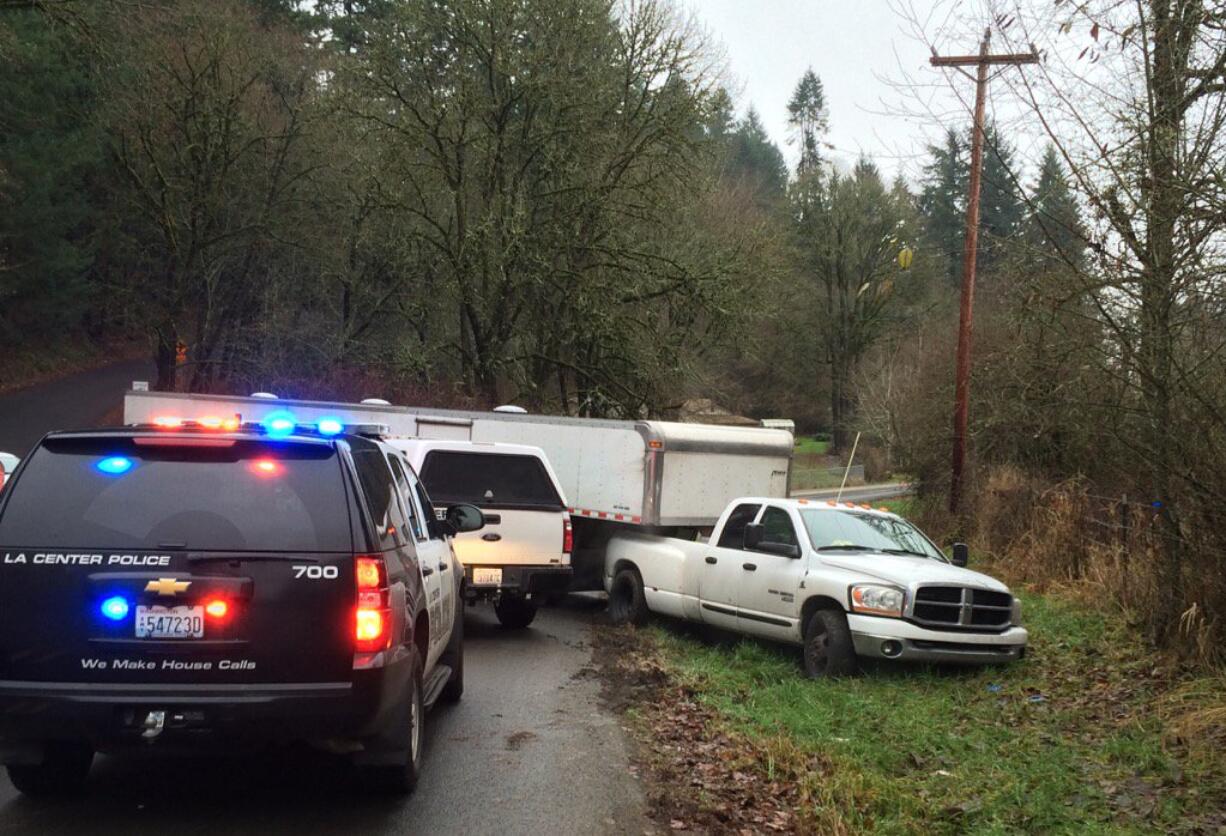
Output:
[123,390,794,588]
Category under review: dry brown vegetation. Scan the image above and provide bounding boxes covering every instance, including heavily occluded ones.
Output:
[911,465,1226,672]
[905,464,1226,767]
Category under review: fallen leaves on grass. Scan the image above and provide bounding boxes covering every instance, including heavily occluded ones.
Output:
[593,624,844,835]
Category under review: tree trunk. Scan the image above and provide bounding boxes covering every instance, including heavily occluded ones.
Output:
[154,328,177,392]
[1139,0,1187,639]
[830,355,854,453]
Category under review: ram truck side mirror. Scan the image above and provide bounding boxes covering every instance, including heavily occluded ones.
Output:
[758,542,802,559]
[951,542,969,567]
[446,503,486,535]
[743,523,764,550]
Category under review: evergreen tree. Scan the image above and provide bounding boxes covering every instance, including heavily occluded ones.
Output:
[1024,144,1085,270]
[918,129,966,286]
[918,124,1023,286]
[0,11,102,342]
[705,88,736,140]
[978,123,1024,270]
[726,107,787,203]
[787,68,828,175]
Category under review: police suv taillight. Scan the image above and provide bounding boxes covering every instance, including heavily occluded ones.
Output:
[354,556,391,654]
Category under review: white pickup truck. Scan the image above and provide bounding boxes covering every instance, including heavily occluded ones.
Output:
[605,497,1028,677]
[388,439,571,629]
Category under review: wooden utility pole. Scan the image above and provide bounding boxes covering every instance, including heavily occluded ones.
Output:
[931,28,1038,515]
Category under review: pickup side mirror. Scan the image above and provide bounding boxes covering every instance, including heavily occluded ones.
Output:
[951,542,969,567]
[446,503,486,534]
[758,542,802,559]
[743,523,764,550]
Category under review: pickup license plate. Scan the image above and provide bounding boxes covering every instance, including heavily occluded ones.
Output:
[136,606,204,639]
[472,567,503,586]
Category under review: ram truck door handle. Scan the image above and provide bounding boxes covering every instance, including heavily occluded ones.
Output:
[704,556,718,565]
[422,565,435,577]
[482,533,502,542]
[742,562,757,571]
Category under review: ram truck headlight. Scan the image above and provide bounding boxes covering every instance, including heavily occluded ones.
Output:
[849,584,905,617]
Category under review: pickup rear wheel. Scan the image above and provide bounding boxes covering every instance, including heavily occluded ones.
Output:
[608,567,649,627]
[494,595,537,629]
[5,742,93,797]
[803,609,857,678]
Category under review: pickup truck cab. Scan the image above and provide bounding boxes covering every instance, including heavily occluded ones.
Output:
[387,439,571,629]
[0,417,484,796]
[605,497,1028,677]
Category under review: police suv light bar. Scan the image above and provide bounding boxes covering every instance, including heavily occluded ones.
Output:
[128,413,388,439]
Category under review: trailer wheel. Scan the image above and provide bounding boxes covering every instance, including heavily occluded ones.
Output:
[803,608,857,678]
[494,595,537,629]
[608,567,649,626]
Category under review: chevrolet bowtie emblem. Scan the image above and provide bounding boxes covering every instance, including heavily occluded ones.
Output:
[145,578,191,597]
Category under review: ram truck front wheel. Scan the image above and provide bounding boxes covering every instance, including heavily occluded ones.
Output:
[803,609,858,678]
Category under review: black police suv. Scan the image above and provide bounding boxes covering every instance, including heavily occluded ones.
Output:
[0,418,483,796]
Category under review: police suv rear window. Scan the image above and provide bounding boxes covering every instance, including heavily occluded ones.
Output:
[419,451,563,510]
[0,437,352,553]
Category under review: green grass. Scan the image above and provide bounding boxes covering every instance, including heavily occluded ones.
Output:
[648,594,1218,834]
[878,496,917,517]
[789,467,847,491]
[794,436,831,456]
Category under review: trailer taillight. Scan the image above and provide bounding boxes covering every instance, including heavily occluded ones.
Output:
[354,556,391,654]
[563,518,573,555]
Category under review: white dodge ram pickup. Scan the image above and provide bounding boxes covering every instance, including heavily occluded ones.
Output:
[605,497,1028,677]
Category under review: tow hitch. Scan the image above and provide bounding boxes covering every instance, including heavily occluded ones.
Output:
[141,710,166,740]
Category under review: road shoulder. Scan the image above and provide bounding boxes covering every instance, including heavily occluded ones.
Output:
[592,624,810,833]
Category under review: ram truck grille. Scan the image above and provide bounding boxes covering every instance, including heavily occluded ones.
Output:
[910,586,1012,631]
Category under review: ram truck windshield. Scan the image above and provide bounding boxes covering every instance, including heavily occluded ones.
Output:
[800,510,945,561]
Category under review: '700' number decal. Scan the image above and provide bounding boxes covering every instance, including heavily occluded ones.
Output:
[293,565,339,580]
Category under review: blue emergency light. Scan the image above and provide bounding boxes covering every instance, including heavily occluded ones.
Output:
[317,417,344,437]
[96,456,134,475]
[100,596,130,621]
[262,411,297,439]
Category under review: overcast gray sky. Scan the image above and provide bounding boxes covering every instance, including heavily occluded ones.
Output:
[685,1,957,180]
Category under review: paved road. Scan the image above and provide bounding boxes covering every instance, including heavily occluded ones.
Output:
[792,482,913,504]
[0,600,650,835]
[0,359,154,458]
